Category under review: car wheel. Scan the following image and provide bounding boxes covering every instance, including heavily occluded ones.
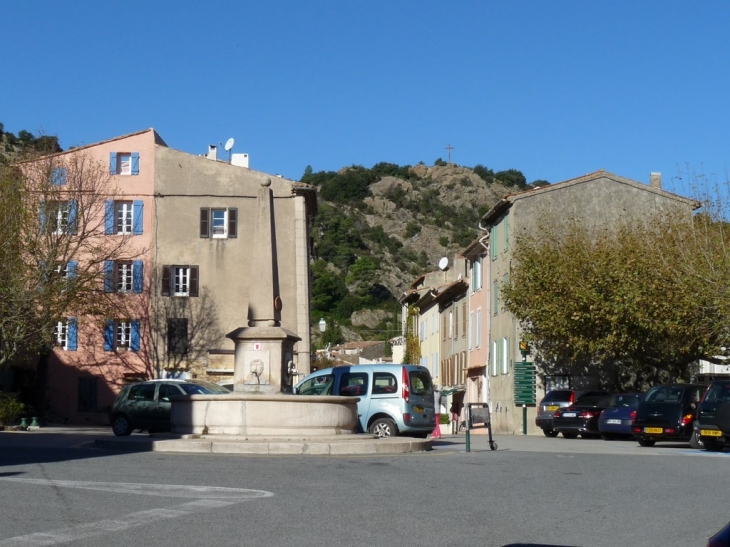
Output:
[689,430,704,449]
[111,414,133,437]
[601,433,616,441]
[703,437,724,452]
[637,437,655,447]
[542,429,559,438]
[562,431,578,439]
[369,418,398,438]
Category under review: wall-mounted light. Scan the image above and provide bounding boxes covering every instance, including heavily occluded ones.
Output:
[318,318,327,333]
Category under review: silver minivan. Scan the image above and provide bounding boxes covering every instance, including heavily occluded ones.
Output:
[293,364,435,438]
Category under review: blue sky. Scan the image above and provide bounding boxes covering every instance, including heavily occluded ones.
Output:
[2,2,729,195]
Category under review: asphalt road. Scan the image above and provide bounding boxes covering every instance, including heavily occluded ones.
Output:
[0,428,728,547]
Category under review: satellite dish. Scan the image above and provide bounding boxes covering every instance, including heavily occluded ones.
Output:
[224,138,235,152]
[438,257,449,271]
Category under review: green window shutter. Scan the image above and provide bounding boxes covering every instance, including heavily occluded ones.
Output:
[504,216,509,251]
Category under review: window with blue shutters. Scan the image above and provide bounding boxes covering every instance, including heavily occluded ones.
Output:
[110,152,140,175]
[105,200,144,234]
[54,318,77,351]
[104,319,140,351]
[40,200,77,235]
[105,260,144,293]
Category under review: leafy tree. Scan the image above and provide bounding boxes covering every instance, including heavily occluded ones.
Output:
[502,212,725,390]
[17,130,34,144]
[434,158,447,167]
[495,169,527,189]
[473,164,494,182]
[403,221,421,238]
[403,305,421,365]
[0,152,144,412]
[530,179,551,188]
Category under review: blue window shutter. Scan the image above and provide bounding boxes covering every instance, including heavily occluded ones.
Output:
[131,152,139,175]
[132,200,144,234]
[39,201,48,233]
[104,320,114,351]
[67,261,78,279]
[104,261,114,292]
[132,261,143,293]
[131,320,140,351]
[105,200,114,234]
[68,200,78,234]
[67,318,78,351]
[109,153,117,174]
[51,167,67,186]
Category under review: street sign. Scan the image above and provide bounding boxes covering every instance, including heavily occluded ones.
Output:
[513,361,536,405]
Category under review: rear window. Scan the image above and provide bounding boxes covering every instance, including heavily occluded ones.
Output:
[542,390,574,403]
[576,393,611,406]
[704,383,730,403]
[644,386,684,404]
[610,394,641,408]
[409,370,433,396]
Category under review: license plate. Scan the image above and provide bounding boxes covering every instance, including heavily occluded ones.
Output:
[414,406,424,413]
[701,429,722,437]
[563,412,576,418]
[547,405,559,411]
[644,427,663,434]
[607,419,621,425]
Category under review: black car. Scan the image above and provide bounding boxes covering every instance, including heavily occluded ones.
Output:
[695,380,730,451]
[631,383,706,447]
[552,392,612,439]
[536,389,598,437]
[110,379,231,436]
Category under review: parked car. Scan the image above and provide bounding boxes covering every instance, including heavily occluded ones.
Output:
[293,364,435,438]
[598,393,644,439]
[695,380,730,452]
[536,389,608,437]
[708,519,730,546]
[552,392,613,438]
[110,379,231,436]
[631,383,707,447]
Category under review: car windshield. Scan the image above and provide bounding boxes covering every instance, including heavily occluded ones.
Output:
[610,394,641,407]
[542,390,574,403]
[180,381,231,395]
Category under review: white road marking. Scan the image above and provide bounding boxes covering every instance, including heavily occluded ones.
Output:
[0,479,273,546]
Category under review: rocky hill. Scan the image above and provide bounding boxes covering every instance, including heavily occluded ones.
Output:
[307,161,548,344]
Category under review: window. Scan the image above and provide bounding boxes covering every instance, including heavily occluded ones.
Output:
[128,383,155,401]
[432,353,438,379]
[493,280,499,315]
[161,265,199,297]
[476,309,482,348]
[103,319,140,351]
[104,260,143,293]
[77,377,98,412]
[454,307,459,339]
[462,303,467,337]
[491,225,498,259]
[469,311,474,350]
[339,372,369,396]
[109,152,140,175]
[200,207,238,239]
[105,200,144,235]
[472,256,482,291]
[159,383,183,402]
[54,318,77,351]
[504,216,509,251]
[40,200,77,235]
[51,167,67,186]
[442,314,447,341]
[502,337,510,374]
[373,372,397,394]
[167,318,189,355]
[491,340,498,376]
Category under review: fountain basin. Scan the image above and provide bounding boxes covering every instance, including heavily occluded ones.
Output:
[170,393,359,436]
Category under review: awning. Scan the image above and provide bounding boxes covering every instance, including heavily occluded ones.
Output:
[439,387,465,396]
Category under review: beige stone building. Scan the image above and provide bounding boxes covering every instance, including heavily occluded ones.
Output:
[479,170,698,434]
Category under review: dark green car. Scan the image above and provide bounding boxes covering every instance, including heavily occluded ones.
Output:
[110,379,230,436]
[696,381,730,451]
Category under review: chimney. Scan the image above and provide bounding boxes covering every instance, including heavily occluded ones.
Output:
[206,144,218,161]
[650,172,661,189]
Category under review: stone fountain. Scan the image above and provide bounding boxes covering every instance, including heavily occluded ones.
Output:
[170,178,357,437]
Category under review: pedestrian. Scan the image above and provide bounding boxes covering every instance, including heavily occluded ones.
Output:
[450,400,462,434]
[432,388,442,439]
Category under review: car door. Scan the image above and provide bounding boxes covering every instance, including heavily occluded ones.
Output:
[126,383,157,430]
[154,383,183,431]
[337,370,371,432]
